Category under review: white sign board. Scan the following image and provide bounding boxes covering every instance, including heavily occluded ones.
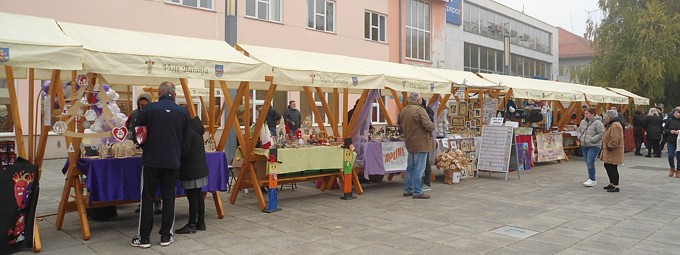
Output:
[381,141,408,172]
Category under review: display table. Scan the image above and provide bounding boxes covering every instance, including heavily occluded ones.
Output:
[230,146,358,210]
[60,152,229,202]
[56,151,229,240]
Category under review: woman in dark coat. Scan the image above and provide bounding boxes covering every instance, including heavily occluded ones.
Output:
[176,117,209,234]
[633,110,645,156]
[645,108,664,158]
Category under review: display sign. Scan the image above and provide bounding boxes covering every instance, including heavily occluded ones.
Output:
[381,142,408,172]
[536,133,566,162]
[446,0,462,26]
[489,117,504,126]
[1,158,39,254]
[477,126,514,172]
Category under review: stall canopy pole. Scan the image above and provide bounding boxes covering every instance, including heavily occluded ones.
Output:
[243,82,251,144]
[209,80,216,135]
[315,87,338,137]
[179,78,197,118]
[333,88,339,132]
[217,81,247,151]
[343,89,349,137]
[303,86,327,135]
[388,88,403,112]
[28,68,35,163]
[5,66,26,159]
[35,70,60,171]
[347,90,370,136]
[437,94,452,117]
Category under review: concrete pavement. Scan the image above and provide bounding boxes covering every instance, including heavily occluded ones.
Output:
[18,152,680,254]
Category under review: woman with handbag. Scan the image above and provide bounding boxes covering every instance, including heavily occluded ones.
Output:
[601,110,625,192]
[578,108,605,187]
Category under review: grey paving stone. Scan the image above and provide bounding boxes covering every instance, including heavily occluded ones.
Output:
[442,237,504,253]
[508,239,567,254]
[634,240,680,255]
[572,239,630,254]
[527,232,582,247]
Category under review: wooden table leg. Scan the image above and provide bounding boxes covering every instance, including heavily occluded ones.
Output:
[246,163,267,210]
[387,173,395,181]
[32,220,41,252]
[211,192,224,219]
[73,176,90,240]
[352,168,364,195]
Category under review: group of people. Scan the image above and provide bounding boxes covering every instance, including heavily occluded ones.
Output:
[579,105,680,193]
[633,105,680,178]
[128,82,210,249]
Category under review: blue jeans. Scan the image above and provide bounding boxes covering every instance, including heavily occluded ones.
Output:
[405,152,428,195]
[268,125,277,137]
[582,146,600,181]
[667,143,680,169]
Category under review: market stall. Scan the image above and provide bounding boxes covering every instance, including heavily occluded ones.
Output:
[0,12,84,253]
[53,21,265,240]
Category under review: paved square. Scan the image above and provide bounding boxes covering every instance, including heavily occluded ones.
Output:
[16,152,680,254]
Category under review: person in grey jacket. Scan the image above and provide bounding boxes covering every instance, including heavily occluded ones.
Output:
[578,107,605,187]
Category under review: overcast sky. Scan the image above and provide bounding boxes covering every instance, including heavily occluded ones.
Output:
[491,0,601,37]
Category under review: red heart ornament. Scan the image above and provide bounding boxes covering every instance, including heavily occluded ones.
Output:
[112,126,128,142]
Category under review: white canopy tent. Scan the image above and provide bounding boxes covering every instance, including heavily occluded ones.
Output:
[479,73,586,102]
[607,87,650,106]
[552,81,628,105]
[58,22,266,85]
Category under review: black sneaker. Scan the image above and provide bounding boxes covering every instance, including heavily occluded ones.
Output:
[131,235,150,248]
[196,222,206,231]
[160,235,174,247]
[175,224,196,234]
[603,184,615,190]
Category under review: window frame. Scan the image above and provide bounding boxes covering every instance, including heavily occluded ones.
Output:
[307,0,336,33]
[405,0,431,61]
[166,0,214,11]
[371,96,387,124]
[245,0,283,23]
[364,10,387,43]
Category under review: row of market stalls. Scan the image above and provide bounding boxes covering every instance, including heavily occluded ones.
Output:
[0,11,649,252]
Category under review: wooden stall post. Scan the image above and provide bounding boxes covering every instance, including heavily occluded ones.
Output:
[315,87,339,137]
[302,86,328,134]
[5,66,26,159]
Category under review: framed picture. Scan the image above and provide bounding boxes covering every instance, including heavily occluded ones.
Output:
[449,103,458,116]
[474,108,482,117]
[474,118,482,127]
[470,119,476,128]
[451,117,465,126]
[459,103,467,115]
[465,120,472,128]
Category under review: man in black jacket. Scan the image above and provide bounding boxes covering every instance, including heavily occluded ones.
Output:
[131,82,189,249]
[261,105,282,137]
[284,101,301,134]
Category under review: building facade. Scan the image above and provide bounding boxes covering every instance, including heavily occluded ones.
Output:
[556,27,594,83]
[444,0,559,80]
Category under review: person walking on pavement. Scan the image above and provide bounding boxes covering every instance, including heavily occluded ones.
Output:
[420,98,435,191]
[601,110,625,192]
[175,116,209,234]
[284,100,301,135]
[633,110,645,156]
[131,82,190,248]
[399,92,435,199]
[127,94,163,214]
[645,108,664,158]
[578,107,605,187]
[664,108,680,178]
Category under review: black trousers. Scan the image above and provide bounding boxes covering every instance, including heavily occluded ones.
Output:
[423,153,432,186]
[604,163,619,186]
[185,188,205,225]
[634,127,644,154]
[660,134,668,152]
[647,139,661,156]
[138,166,179,238]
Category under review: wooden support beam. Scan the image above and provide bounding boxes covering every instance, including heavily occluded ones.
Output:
[437,94,452,116]
[347,90,370,137]
[198,96,212,135]
[217,81,247,151]
[377,96,393,125]
[5,66,26,159]
[388,88,403,111]
[28,68,35,163]
[315,87,338,136]
[333,88,339,134]
[303,86,328,135]
[179,78,197,117]
[248,84,277,153]
[343,89,349,137]
[401,91,408,107]
[209,80,216,135]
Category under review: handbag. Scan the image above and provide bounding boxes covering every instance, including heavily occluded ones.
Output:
[135,126,147,145]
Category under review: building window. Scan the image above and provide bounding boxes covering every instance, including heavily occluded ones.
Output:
[300,92,333,126]
[406,0,431,61]
[0,79,13,133]
[245,0,282,22]
[166,0,214,10]
[365,11,387,42]
[371,97,387,124]
[307,0,335,33]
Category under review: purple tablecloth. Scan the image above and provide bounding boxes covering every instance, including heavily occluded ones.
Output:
[61,152,229,203]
